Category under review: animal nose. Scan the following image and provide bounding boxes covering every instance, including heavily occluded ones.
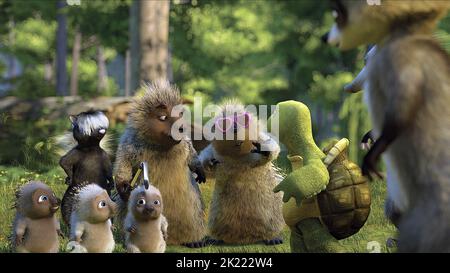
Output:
[321,32,329,44]
[110,202,118,215]
[52,197,61,206]
[144,206,154,214]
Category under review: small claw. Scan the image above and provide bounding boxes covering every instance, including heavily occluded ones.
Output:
[182,241,205,248]
[273,185,281,193]
[282,193,291,203]
[252,141,261,150]
[263,238,283,245]
[360,143,371,150]
[65,177,71,185]
[251,142,270,156]
[57,230,65,238]
[194,169,206,183]
[127,226,137,233]
[209,158,220,166]
[205,238,224,246]
[362,151,383,181]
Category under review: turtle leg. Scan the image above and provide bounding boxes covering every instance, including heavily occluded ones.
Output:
[296,218,347,253]
[289,226,308,253]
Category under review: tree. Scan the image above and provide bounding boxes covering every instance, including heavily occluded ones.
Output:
[139,0,170,83]
[67,0,130,96]
[97,45,107,94]
[56,0,68,96]
[69,27,81,96]
[129,0,140,94]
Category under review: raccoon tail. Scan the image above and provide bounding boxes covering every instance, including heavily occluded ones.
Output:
[66,241,88,253]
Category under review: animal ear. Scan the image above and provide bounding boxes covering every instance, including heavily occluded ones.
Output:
[69,115,77,124]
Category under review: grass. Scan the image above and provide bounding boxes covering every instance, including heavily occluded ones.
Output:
[0,161,396,253]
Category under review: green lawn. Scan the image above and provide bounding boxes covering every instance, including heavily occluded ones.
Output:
[0,163,396,253]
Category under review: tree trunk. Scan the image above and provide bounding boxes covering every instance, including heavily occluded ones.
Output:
[139,0,170,83]
[70,29,82,96]
[125,50,131,97]
[44,61,52,83]
[56,0,68,96]
[97,45,108,95]
[167,44,173,83]
[129,0,140,94]
[7,19,16,79]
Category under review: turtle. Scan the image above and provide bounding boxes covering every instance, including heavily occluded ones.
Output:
[285,138,371,240]
[318,138,371,239]
[269,100,371,252]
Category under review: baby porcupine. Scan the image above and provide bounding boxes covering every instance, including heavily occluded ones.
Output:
[66,183,117,253]
[125,184,168,253]
[199,100,285,245]
[60,110,114,226]
[11,181,62,253]
[114,80,207,247]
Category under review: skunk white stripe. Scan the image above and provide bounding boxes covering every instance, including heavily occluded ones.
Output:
[77,112,109,136]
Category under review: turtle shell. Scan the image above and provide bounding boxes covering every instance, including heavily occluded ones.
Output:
[317,140,371,240]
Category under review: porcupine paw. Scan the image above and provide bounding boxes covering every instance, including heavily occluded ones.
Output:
[182,240,206,248]
[204,237,224,246]
[263,237,283,245]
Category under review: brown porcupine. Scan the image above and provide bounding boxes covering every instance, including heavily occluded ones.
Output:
[114,80,207,248]
[11,181,62,253]
[199,100,285,245]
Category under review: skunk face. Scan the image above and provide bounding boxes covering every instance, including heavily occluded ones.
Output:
[70,111,109,146]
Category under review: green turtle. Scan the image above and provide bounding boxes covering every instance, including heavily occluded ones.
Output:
[268,100,371,252]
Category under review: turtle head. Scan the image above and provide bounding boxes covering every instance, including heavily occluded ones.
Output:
[268,101,313,151]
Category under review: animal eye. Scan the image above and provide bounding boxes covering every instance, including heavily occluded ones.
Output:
[154,200,160,205]
[159,115,167,121]
[137,199,146,205]
[38,195,48,203]
[98,201,107,208]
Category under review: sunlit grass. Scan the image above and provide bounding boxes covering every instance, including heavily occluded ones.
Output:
[0,163,396,253]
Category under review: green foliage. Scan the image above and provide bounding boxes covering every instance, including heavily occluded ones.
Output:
[1,1,450,166]
[338,92,372,163]
[0,116,67,171]
[11,18,56,63]
[308,71,354,111]
[9,68,55,98]
[67,0,130,53]
[171,0,294,103]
